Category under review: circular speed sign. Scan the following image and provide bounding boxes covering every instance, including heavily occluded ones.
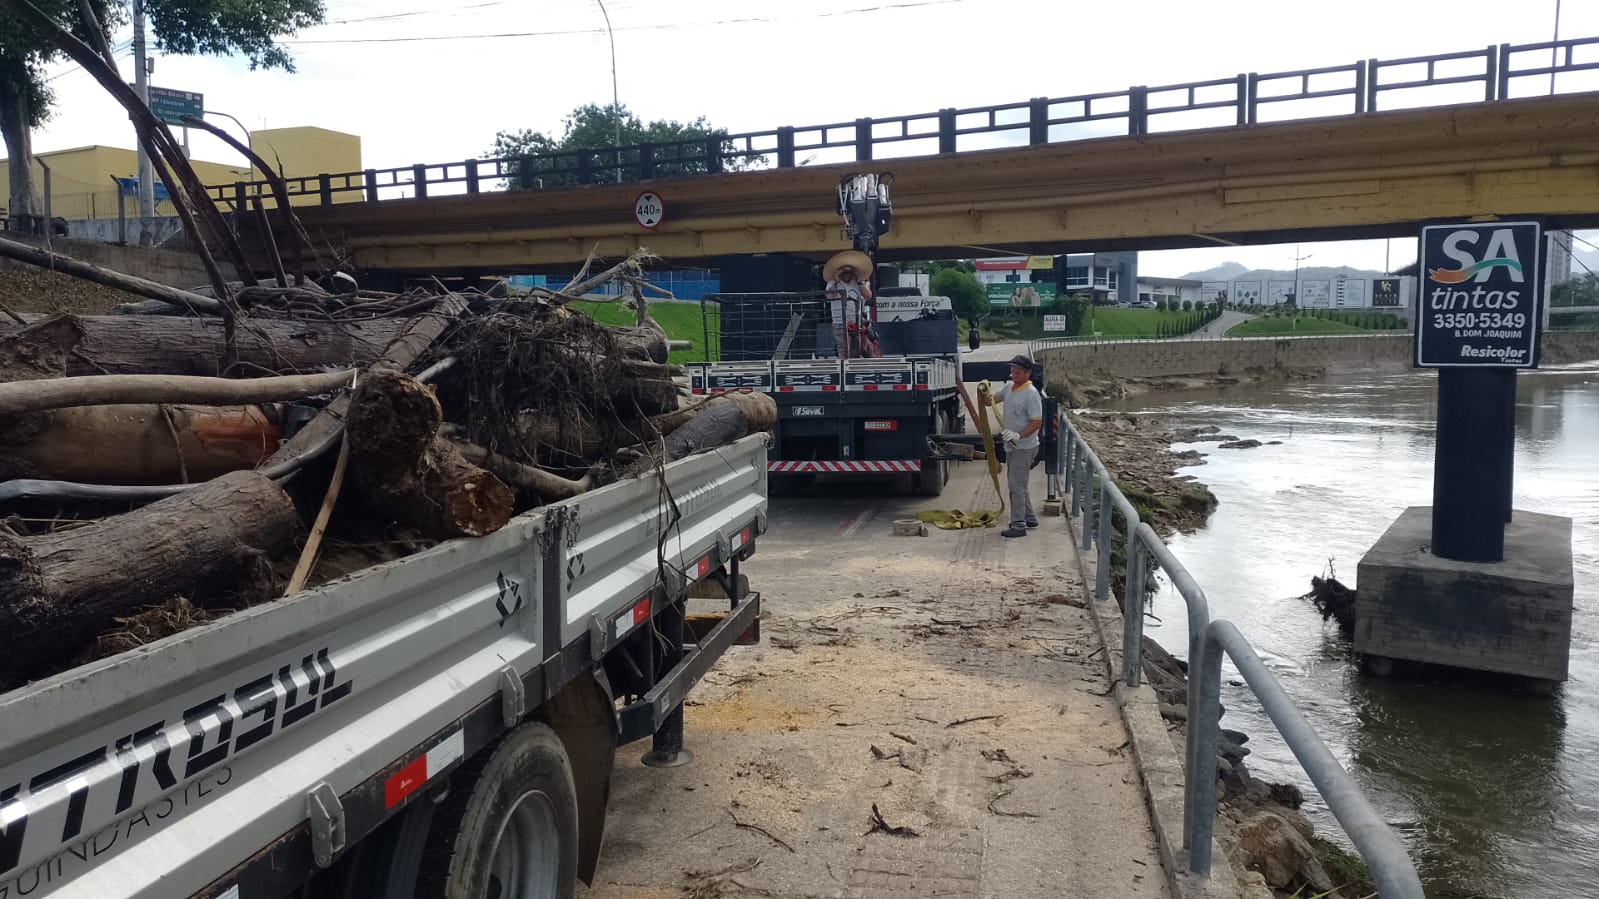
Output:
[633,191,665,230]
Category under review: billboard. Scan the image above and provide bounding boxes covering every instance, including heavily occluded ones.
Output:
[1372,278,1402,307]
[1201,281,1229,303]
[1415,221,1542,368]
[987,282,1057,308]
[1333,277,1366,307]
[1267,280,1296,305]
[1232,280,1261,305]
[1300,279,1331,308]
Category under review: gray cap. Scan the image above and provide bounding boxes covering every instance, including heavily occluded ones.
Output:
[1009,354,1034,369]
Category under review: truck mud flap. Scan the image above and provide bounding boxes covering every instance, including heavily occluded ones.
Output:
[616,593,762,745]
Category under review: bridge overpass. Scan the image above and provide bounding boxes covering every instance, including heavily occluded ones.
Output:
[224,37,1599,276]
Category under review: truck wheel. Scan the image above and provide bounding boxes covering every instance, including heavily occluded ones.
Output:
[913,459,947,497]
[416,722,579,899]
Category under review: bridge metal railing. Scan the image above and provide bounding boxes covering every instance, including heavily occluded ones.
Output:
[1058,416,1425,897]
[205,34,1599,209]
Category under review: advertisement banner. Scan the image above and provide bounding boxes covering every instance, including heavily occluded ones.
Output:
[1333,278,1366,307]
[1415,221,1542,368]
[1201,281,1229,303]
[1232,281,1261,305]
[1300,279,1331,308]
[987,282,1057,308]
[1267,280,1296,305]
[1372,278,1402,307]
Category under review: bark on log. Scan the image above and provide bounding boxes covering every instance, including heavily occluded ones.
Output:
[265,295,468,470]
[4,314,408,376]
[612,373,680,416]
[0,369,355,416]
[454,441,592,500]
[618,392,776,480]
[0,404,280,483]
[0,470,298,687]
[650,391,776,437]
[346,369,512,538]
[513,412,657,464]
[0,314,82,446]
[608,318,669,364]
[0,235,224,314]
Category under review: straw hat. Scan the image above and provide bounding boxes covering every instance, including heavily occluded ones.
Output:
[823,250,874,282]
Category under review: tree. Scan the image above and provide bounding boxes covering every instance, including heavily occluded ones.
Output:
[1,0,324,219]
[1050,292,1091,335]
[929,259,975,275]
[1551,273,1599,308]
[930,267,986,320]
[490,103,758,189]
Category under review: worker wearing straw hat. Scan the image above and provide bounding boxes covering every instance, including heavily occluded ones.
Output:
[824,250,880,359]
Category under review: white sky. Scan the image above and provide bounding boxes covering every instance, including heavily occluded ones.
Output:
[29,0,1599,276]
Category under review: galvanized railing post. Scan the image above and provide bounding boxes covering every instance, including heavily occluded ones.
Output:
[411,165,427,200]
[465,159,481,195]
[938,107,957,154]
[776,127,796,168]
[1187,628,1226,872]
[1121,537,1146,686]
[1080,470,1095,552]
[1069,440,1083,518]
[855,118,874,162]
[1096,477,1112,600]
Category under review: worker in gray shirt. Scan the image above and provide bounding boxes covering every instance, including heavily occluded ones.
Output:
[986,354,1044,538]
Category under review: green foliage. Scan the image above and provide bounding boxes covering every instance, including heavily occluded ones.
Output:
[1180,299,1192,311]
[929,259,975,275]
[1,0,321,215]
[929,267,987,320]
[491,103,757,188]
[1050,292,1092,335]
[1155,298,1169,312]
[569,299,720,363]
[1551,273,1599,308]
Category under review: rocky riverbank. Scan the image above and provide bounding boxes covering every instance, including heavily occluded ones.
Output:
[1063,383,1375,898]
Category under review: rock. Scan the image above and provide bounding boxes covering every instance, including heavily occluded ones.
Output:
[1045,593,1085,608]
[1218,439,1263,449]
[1158,702,1188,722]
[1269,781,1305,810]
[1236,811,1340,894]
[1236,870,1276,899]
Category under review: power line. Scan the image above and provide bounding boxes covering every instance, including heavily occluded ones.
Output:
[283,0,971,45]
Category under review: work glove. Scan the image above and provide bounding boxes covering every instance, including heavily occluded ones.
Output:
[1001,429,1020,447]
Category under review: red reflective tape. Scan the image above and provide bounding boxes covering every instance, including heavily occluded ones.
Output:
[633,599,651,625]
[822,385,838,391]
[892,384,908,390]
[915,384,929,390]
[712,387,726,393]
[741,527,751,544]
[862,384,878,391]
[779,386,794,391]
[385,756,428,808]
[690,388,705,394]
[698,557,711,577]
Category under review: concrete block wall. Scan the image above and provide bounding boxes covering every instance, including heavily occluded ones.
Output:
[0,233,234,290]
[1035,335,1414,381]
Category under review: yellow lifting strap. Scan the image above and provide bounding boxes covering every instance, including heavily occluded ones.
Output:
[915,379,1005,529]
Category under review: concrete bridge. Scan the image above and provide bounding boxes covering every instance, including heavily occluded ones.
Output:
[220,37,1599,276]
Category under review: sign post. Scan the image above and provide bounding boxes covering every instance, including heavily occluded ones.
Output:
[1416,221,1543,562]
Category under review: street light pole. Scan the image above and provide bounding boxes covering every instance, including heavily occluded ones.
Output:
[132,0,154,220]
[596,0,621,182]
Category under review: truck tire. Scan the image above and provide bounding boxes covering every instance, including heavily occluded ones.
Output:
[416,722,580,899]
[913,459,947,497]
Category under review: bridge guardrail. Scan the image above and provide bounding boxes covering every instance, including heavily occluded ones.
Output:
[206,35,1599,208]
[1059,416,1425,897]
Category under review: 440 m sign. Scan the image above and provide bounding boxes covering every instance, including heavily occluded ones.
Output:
[1415,221,1543,368]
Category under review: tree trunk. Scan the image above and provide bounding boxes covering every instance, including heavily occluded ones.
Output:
[0,403,280,483]
[0,236,225,314]
[3,314,409,376]
[0,65,38,220]
[0,313,82,448]
[0,469,299,687]
[609,318,669,363]
[346,369,512,538]
[0,368,354,417]
[617,392,776,480]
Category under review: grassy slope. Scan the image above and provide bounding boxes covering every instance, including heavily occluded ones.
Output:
[1224,316,1365,337]
[570,300,720,363]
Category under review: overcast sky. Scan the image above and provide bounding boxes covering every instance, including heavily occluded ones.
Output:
[31,0,1599,277]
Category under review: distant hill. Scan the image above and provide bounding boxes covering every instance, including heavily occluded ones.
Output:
[1180,262,1249,282]
[1180,263,1390,282]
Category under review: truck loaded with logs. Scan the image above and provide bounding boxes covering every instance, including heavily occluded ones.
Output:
[0,256,775,899]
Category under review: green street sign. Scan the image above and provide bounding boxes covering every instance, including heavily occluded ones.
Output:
[148,86,203,126]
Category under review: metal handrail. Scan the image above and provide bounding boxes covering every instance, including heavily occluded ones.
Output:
[204,33,1599,207]
[1058,415,1423,895]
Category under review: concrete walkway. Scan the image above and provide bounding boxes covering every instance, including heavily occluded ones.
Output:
[580,463,1172,899]
[1193,310,1253,337]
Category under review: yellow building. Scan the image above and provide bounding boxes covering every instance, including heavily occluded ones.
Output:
[0,126,362,219]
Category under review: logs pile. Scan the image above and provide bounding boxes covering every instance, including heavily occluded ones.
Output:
[0,0,771,690]
[0,263,773,691]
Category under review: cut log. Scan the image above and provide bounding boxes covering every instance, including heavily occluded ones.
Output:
[650,391,776,437]
[512,412,657,465]
[612,373,681,416]
[454,441,592,499]
[618,392,776,480]
[346,369,512,538]
[3,314,409,376]
[608,318,669,364]
[0,314,83,446]
[0,369,354,416]
[0,404,280,483]
[0,469,298,687]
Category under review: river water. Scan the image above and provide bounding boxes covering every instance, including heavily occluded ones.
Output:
[1112,363,1599,899]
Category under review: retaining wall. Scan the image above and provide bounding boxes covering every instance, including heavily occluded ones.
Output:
[0,233,232,290]
[1035,331,1599,382]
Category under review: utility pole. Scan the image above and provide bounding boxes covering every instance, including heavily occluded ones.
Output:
[133,0,154,221]
[596,0,621,182]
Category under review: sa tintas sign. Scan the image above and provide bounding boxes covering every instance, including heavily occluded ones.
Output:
[1415,221,1543,368]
